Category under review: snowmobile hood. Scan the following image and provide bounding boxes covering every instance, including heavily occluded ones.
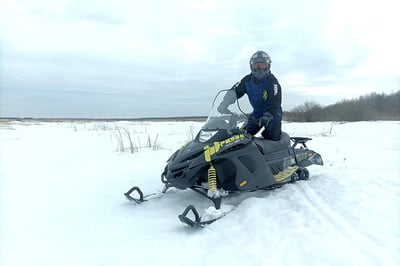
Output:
[168,133,251,169]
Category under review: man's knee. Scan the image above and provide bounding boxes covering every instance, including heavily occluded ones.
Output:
[262,122,282,140]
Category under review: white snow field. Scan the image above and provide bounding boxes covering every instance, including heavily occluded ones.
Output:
[0,120,399,266]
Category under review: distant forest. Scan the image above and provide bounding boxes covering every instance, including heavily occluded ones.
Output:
[284,90,400,122]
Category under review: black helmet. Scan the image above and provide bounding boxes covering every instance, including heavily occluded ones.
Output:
[249,51,271,80]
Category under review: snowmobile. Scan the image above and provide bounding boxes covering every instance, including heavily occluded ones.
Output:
[125,90,323,227]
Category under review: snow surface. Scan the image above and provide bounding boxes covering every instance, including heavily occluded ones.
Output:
[0,120,399,266]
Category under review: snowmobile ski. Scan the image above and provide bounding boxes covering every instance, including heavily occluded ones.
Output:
[124,186,146,203]
[124,186,169,204]
[178,205,217,227]
[178,204,235,228]
[178,174,300,228]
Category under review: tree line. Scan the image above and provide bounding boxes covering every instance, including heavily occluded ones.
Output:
[284,90,400,122]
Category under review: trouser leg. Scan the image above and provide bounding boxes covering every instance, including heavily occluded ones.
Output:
[261,121,282,140]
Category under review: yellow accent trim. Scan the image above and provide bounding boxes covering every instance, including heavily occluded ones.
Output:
[204,134,245,162]
[263,90,268,100]
[240,180,248,187]
[273,166,299,182]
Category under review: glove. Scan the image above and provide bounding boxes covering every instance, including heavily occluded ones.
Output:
[258,112,273,127]
[247,113,258,124]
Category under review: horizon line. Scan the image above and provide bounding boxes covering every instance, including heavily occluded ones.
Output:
[0,116,208,122]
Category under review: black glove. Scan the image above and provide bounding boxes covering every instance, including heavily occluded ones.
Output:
[247,113,258,124]
[258,112,273,127]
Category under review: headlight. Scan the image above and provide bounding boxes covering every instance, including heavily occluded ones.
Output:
[199,130,218,142]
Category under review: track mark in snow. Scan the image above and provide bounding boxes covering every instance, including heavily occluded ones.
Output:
[296,182,384,264]
[306,177,387,246]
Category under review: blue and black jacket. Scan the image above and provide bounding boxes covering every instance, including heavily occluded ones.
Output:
[232,73,282,124]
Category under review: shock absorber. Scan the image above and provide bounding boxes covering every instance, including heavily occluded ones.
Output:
[208,164,217,194]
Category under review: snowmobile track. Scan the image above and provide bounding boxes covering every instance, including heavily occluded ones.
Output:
[297,182,383,263]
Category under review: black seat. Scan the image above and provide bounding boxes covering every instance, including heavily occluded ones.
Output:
[253,132,291,154]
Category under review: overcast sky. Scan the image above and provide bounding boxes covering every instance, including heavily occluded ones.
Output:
[1,0,399,118]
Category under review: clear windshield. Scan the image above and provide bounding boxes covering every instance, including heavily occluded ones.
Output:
[202,90,248,131]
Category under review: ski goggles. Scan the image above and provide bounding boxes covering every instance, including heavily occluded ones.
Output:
[251,62,269,69]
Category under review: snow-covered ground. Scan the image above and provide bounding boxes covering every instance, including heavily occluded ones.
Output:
[0,120,399,266]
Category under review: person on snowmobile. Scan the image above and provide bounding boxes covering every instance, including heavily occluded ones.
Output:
[218,51,282,140]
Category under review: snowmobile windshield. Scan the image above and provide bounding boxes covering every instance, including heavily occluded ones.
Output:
[202,90,248,132]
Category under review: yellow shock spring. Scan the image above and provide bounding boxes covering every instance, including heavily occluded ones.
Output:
[208,165,217,193]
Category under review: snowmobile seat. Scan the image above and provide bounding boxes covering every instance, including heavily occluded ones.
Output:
[253,132,291,154]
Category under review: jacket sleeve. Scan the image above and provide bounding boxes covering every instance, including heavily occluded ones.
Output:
[219,77,247,111]
[231,76,247,99]
[266,75,282,119]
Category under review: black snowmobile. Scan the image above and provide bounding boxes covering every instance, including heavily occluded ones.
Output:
[125,90,323,227]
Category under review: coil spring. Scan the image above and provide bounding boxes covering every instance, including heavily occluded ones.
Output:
[208,165,217,193]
